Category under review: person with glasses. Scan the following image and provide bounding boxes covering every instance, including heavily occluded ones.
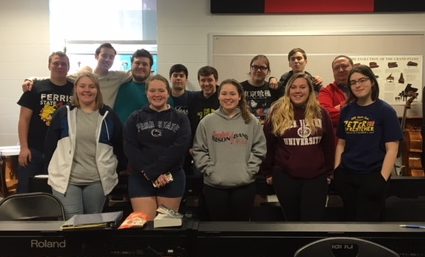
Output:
[241,55,284,125]
[261,72,335,221]
[319,55,354,137]
[269,48,323,95]
[334,64,402,221]
[240,55,283,216]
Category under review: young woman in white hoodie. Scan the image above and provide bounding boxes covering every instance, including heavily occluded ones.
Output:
[45,73,125,219]
[192,79,266,221]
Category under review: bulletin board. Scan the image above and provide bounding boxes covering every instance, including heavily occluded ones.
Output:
[209,33,425,117]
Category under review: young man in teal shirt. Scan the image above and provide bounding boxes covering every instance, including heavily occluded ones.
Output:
[114,49,153,124]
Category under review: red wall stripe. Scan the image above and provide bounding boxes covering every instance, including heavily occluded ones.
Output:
[265,0,375,14]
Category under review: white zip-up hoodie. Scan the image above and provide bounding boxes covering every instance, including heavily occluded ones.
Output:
[45,105,124,195]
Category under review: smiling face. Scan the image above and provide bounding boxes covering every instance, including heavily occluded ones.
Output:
[76,76,98,108]
[288,77,311,106]
[219,83,241,115]
[199,74,217,98]
[95,47,116,72]
[147,79,170,111]
[132,56,152,82]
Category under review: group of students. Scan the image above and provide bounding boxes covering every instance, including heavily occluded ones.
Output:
[16,44,402,223]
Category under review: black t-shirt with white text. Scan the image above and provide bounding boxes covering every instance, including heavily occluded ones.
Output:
[17,79,73,152]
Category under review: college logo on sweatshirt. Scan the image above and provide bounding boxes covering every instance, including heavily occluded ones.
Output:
[284,136,321,146]
[40,93,72,106]
[344,116,375,134]
[136,120,181,134]
[283,119,322,146]
[212,131,248,145]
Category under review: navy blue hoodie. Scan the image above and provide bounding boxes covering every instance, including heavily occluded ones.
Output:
[123,106,191,180]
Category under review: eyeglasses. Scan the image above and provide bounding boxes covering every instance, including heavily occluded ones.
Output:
[251,65,268,71]
[349,77,370,86]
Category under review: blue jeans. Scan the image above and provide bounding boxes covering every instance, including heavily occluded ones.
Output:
[52,182,105,219]
[16,148,44,193]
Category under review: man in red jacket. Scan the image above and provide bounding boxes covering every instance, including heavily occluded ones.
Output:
[319,55,354,137]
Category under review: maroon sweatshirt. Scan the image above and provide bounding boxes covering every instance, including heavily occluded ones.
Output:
[261,106,335,179]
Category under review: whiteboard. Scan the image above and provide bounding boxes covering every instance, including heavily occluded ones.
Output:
[210,33,425,117]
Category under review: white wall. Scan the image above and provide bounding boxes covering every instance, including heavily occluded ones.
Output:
[1,0,425,145]
[0,0,50,146]
[157,0,425,91]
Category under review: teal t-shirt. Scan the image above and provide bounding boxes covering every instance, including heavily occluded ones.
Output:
[114,80,149,124]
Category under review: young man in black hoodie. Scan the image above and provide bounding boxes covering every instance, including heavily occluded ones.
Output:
[186,66,220,219]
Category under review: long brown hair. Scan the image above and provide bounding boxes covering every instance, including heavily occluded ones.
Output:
[218,79,252,124]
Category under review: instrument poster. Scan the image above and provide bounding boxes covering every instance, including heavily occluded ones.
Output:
[351,55,423,105]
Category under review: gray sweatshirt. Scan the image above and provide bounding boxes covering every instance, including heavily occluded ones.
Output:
[192,107,266,188]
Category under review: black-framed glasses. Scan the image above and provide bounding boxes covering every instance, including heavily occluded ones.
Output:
[251,65,268,71]
[349,77,369,86]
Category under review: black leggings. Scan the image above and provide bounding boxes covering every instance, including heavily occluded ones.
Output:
[272,171,328,221]
[334,166,388,221]
[202,183,256,221]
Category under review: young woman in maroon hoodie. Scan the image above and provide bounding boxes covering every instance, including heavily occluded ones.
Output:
[262,72,335,221]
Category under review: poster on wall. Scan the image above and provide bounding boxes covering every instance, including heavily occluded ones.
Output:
[351,55,423,106]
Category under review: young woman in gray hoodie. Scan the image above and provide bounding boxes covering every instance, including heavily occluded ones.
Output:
[192,79,266,221]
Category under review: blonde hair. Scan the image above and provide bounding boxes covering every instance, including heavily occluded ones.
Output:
[71,72,104,110]
[270,72,322,136]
